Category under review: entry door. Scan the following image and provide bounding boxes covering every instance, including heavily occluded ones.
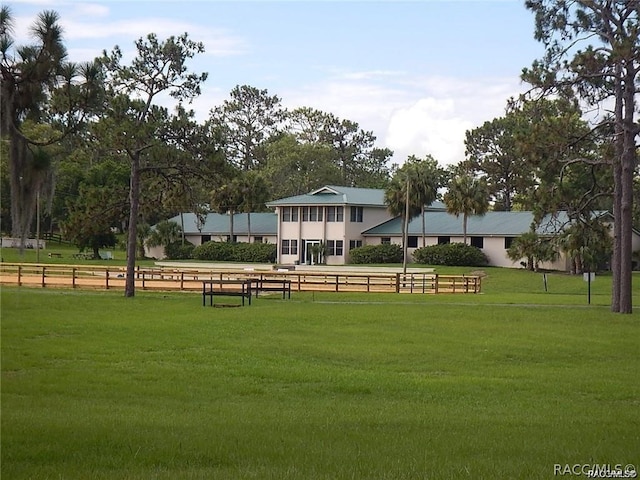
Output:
[304,240,321,265]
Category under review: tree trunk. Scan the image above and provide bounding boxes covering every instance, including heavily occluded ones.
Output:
[403,178,410,274]
[180,212,185,246]
[421,206,426,248]
[610,69,623,311]
[610,61,636,314]
[402,214,408,275]
[230,212,235,242]
[9,134,40,252]
[617,65,636,313]
[462,213,468,245]
[125,156,140,298]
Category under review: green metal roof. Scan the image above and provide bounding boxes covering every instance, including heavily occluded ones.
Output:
[165,212,277,235]
[362,211,603,237]
[266,185,446,210]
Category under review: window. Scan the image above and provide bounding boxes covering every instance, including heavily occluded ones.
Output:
[281,239,298,255]
[326,240,344,256]
[201,235,211,243]
[438,236,450,245]
[350,206,363,222]
[253,236,263,243]
[327,206,344,222]
[381,237,391,245]
[281,239,290,255]
[282,207,298,222]
[504,237,515,249]
[408,236,418,248]
[302,206,323,222]
[349,240,362,250]
[470,236,484,248]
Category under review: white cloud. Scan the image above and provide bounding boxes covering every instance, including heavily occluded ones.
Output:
[61,17,247,55]
[386,97,474,167]
[278,73,525,168]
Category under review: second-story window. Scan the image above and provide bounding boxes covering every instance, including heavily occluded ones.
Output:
[302,206,323,222]
[282,207,298,222]
[350,206,363,223]
[327,206,344,222]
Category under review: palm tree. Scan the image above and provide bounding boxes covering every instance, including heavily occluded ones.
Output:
[384,167,422,273]
[146,220,182,257]
[558,217,612,274]
[443,174,490,244]
[507,231,558,271]
[211,183,242,242]
[1,7,100,249]
[406,155,447,247]
[237,171,269,242]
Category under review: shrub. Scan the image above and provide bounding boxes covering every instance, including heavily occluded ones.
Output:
[230,242,277,263]
[413,242,488,267]
[164,241,195,260]
[193,241,276,263]
[349,244,403,264]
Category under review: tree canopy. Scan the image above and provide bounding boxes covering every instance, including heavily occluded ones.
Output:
[2,5,638,309]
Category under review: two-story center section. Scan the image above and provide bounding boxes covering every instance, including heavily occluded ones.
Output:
[266,185,392,265]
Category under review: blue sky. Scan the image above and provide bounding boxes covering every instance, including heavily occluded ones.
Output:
[10,1,546,167]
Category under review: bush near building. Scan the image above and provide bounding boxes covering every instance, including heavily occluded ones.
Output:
[193,241,277,263]
[349,244,403,264]
[164,241,195,260]
[413,243,488,267]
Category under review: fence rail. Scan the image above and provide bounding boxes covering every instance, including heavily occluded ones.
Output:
[0,263,481,294]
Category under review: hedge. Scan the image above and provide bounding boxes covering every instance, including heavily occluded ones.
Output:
[192,241,277,263]
[164,241,195,260]
[413,242,488,266]
[349,244,403,264]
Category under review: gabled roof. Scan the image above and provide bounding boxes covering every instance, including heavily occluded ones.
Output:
[362,211,611,237]
[165,212,277,235]
[266,185,384,207]
[266,185,446,210]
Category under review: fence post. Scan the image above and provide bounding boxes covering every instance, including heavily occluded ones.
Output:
[435,274,439,294]
[335,275,339,292]
[105,268,109,289]
[41,266,46,287]
[395,273,400,293]
[180,272,184,290]
[72,267,76,288]
[18,265,22,286]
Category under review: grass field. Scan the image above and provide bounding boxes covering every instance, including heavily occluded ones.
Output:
[2,272,639,480]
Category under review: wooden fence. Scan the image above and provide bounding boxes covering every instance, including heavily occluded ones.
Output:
[0,263,481,294]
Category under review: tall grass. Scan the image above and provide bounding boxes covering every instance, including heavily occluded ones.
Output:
[2,287,638,479]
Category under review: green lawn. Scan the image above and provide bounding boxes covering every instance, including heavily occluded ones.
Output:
[2,283,639,479]
[0,242,156,267]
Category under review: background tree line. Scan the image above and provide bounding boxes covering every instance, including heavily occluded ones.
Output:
[1,3,637,310]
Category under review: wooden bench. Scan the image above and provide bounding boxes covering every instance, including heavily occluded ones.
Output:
[250,278,291,299]
[202,280,252,307]
[48,252,62,258]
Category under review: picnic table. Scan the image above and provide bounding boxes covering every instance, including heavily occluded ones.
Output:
[202,279,252,307]
[250,278,291,299]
